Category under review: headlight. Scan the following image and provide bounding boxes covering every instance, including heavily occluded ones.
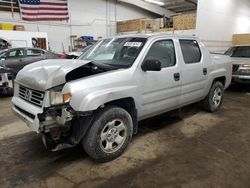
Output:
[50,91,72,105]
[242,64,250,68]
[14,82,19,96]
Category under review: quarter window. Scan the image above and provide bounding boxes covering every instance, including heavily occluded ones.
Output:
[179,40,201,64]
[144,40,176,68]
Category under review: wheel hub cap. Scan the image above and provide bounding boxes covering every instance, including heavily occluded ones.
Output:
[213,88,222,107]
[107,128,119,142]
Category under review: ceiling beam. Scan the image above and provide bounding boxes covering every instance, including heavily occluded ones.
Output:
[183,0,197,6]
[117,0,175,17]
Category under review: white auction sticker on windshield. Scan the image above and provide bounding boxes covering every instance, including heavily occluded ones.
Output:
[124,42,142,47]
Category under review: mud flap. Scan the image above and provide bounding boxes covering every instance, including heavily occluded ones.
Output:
[68,114,94,145]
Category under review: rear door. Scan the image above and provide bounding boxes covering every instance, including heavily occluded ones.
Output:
[179,39,208,105]
[139,38,182,119]
[23,49,44,66]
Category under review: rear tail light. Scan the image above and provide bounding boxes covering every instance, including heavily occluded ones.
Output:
[58,54,66,59]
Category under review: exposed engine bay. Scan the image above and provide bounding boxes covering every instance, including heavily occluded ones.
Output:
[39,104,94,151]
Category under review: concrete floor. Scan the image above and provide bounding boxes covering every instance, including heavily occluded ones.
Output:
[0,84,250,188]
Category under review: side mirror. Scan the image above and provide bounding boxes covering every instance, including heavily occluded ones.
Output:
[141,59,161,71]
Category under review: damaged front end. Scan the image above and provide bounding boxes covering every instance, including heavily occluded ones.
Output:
[12,60,116,151]
[37,83,95,151]
[39,104,94,151]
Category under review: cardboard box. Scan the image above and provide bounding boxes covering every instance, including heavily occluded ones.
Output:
[14,25,25,31]
[0,23,13,30]
[232,34,250,46]
[173,13,196,30]
[154,28,174,32]
[117,18,159,33]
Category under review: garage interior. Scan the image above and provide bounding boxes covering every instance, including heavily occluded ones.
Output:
[0,0,250,188]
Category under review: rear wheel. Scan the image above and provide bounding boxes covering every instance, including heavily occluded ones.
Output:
[82,106,133,162]
[201,81,224,112]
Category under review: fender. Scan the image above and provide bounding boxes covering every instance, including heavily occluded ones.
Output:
[204,66,230,95]
[69,85,138,112]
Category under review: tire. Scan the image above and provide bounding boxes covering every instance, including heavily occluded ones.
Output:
[201,81,224,112]
[82,106,133,162]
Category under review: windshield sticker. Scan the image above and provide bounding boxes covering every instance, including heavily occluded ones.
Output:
[124,42,142,47]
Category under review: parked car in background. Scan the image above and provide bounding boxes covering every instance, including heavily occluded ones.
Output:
[12,34,232,162]
[225,45,250,83]
[0,47,66,74]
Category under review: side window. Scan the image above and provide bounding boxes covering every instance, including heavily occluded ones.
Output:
[27,49,42,56]
[145,40,176,68]
[7,49,24,58]
[8,51,16,57]
[179,40,201,64]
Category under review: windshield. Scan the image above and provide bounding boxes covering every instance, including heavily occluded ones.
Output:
[79,37,147,68]
[225,46,250,58]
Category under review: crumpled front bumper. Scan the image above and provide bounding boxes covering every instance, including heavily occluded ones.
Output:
[12,96,43,133]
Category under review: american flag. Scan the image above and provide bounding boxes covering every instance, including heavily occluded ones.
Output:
[18,0,69,21]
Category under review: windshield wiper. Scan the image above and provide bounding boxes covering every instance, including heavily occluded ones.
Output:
[90,61,119,71]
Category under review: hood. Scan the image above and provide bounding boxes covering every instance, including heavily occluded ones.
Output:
[15,59,92,90]
[230,57,250,65]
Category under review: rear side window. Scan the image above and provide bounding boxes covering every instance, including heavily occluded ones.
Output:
[145,40,176,68]
[27,49,42,56]
[179,40,201,64]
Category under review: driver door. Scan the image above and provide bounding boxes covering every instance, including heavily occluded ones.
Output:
[139,39,182,119]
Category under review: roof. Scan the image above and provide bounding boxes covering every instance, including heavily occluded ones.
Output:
[114,33,198,40]
[3,47,46,51]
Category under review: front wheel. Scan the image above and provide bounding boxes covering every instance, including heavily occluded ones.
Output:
[201,81,224,112]
[82,106,133,162]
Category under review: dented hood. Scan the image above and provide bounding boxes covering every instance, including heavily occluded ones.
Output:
[15,59,91,91]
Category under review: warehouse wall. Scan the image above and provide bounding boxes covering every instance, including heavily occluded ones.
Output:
[0,0,156,53]
[196,0,250,52]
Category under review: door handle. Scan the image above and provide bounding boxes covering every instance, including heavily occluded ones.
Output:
[203,68,207,75]
[174,73,180,81]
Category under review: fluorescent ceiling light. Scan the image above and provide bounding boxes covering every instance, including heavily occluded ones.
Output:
[145,0,164,6]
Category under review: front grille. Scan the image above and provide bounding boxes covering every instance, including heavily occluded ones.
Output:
[19,85,44,107]
[232,64,239,73]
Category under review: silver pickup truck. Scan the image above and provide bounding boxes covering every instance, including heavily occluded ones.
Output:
[12,34,232,162]
[225,45,250,83]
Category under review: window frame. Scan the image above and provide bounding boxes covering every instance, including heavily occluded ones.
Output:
[179,39,202,64]
[143,39,177,69]
[6,49,25,58]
